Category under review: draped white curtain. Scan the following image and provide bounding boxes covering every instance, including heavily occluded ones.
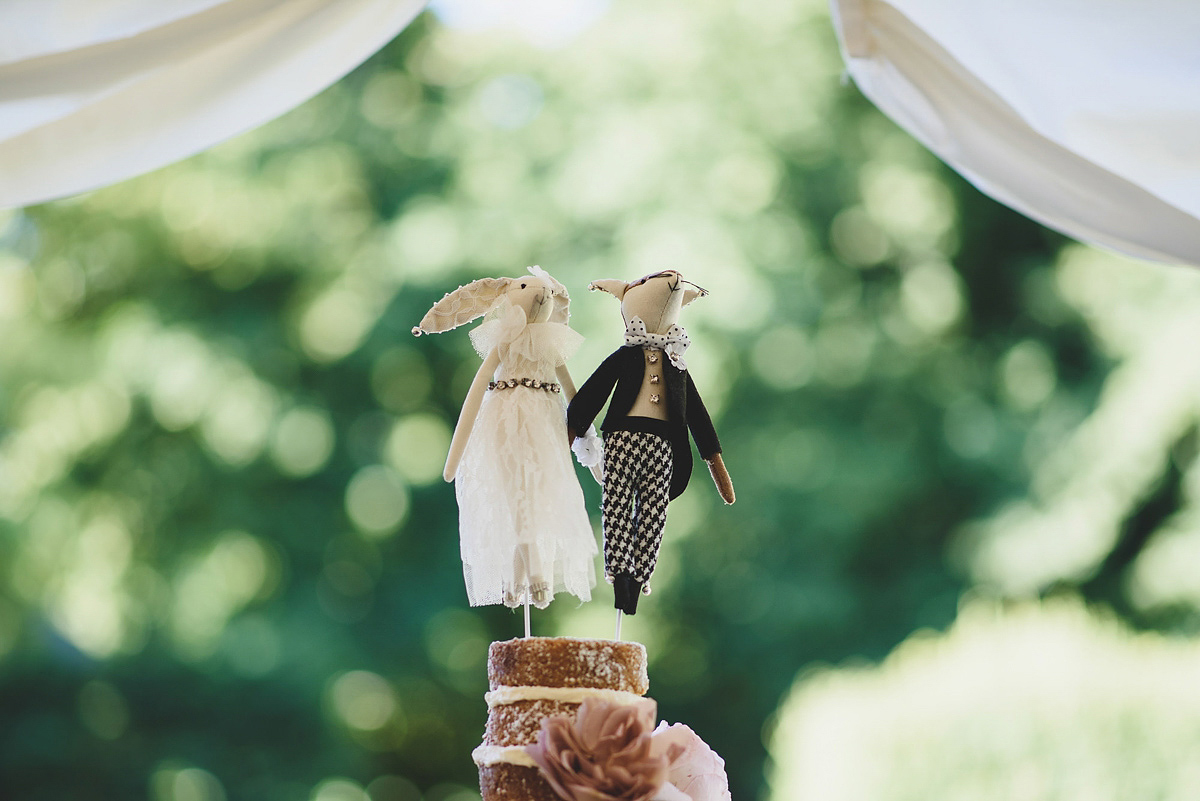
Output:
[0,0,427,209]
[830,0,1200,267]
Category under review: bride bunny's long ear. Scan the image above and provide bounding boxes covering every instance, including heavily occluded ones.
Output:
[412,277,511,335]
[529,266,572,324]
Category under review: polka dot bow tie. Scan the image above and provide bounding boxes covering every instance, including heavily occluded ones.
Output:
[624,316,690,370]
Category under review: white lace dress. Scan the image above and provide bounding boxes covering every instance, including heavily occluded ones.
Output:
[455,305,598,609]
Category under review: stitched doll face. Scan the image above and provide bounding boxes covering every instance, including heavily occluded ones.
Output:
[506,276,557,323]
[620,271,687,334]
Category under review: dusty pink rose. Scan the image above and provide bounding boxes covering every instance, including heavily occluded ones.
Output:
[650,723,732,801]
[526,698,679,801]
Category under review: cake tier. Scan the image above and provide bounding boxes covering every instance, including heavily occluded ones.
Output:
[484,687,651,746]
[487,637,648,694]
[478,637,651,801]
[479,764,560,801]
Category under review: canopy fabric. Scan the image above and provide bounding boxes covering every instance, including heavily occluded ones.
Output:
[0,0,426,209]
[830,0,1200,267]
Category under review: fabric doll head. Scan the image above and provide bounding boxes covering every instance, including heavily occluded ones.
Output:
[515,265,571,325]
[588,270,706,334]
[412,266,570,336]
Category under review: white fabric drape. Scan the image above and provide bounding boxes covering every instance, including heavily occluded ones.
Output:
[830,0,1200,267]
[0,0,426,209]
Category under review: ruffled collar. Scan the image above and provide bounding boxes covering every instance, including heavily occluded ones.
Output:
[470,302,582,366]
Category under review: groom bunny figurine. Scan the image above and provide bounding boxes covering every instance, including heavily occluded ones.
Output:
[567,270,734,617]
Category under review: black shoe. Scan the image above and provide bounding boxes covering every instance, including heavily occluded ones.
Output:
[613,573,641,615]
[613,572,628,612]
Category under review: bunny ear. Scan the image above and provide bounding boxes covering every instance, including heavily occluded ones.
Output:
[682,286,708,307]
[411,277,512,336]
[529,266,572,324]
[549,291,570,324]
[588,279,629,300]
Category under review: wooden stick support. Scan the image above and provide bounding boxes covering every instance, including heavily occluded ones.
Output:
[523,590,531,639]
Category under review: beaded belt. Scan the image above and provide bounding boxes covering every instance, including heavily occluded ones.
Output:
[488,378,561,393]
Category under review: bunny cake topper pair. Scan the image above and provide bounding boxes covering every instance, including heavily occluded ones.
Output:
[415,266,733,638]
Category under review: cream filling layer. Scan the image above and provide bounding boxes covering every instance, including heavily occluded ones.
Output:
[472,744,538,768]
[485,685,646,708]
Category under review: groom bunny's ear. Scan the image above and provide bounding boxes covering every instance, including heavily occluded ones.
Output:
[682,285,708,307]
[588,279,629,300]
[412,277,512,335]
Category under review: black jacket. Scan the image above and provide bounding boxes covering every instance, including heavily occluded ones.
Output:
[567,345,721,500]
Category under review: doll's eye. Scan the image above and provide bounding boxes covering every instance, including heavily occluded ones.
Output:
[520,283,527,288]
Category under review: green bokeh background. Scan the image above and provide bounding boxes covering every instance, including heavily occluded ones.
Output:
[4,2,1200,800]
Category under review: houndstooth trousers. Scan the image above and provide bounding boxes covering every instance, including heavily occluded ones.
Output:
[602,430,673,584]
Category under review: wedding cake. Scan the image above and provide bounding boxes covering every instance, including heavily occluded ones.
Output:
[471,636,730,801]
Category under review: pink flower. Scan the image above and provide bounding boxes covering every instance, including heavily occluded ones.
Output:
[650,723,732,801]
[525,699,731,801]
[527,698,676,801]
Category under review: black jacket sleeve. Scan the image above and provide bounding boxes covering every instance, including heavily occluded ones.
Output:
[567,349,623,433]
[685,373,721,459]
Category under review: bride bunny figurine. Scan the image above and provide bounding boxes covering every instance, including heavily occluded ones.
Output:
[412,266,597,621]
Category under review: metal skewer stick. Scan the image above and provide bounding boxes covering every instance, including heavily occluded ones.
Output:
[614,609,623,641]
[523,589,532,639]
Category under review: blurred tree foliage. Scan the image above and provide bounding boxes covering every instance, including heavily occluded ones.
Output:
[4,0,1190,799]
